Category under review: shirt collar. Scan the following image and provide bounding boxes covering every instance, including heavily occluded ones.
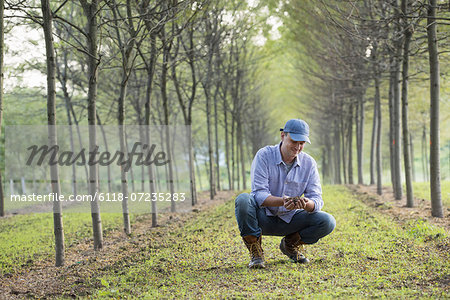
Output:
[277,142,301,167]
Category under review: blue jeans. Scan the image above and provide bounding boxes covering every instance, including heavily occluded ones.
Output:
[235,193,336,244]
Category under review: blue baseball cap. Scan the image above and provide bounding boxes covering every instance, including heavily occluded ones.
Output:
[280,119,311,144]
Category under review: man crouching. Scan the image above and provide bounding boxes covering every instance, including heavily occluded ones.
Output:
[235,119,336,268]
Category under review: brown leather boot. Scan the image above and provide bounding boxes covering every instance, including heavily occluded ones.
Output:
[242,235,265,268]
[279,232,309,263]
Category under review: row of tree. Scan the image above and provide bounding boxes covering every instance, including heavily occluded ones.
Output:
[0,0,273,266]
[280,0,448,217]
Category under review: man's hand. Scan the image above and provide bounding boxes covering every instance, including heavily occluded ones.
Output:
[283,196,309,210]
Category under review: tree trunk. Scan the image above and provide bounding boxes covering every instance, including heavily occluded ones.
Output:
[401,0,414,207]
[422,126,429,182]
[118,98,131,233]
[388,61,396,192]
[144,34,157,226]
[334,119,341,184]
[125,130,136,192]
[370,94,377,186]
[235,124,240,190]
[0,0,4,217]
[214,83,221,192]
[410,133,416,182]
[194,150,203,191]
[238,121,246,190]
[357,93,365,185]
[231,113,235,190]
[347,103,354,185]
[187,126,197,205]
[341,117,347,184]
[160,36,176,212]
[393,0,403,200]
[426,0,443,217]
[375,65,383,195]
[41,0,65,266]
[332,84,341,184]
[80,0,103,250]
[96,114,112,193]
[322,147,327,182]
[224,105,232,190]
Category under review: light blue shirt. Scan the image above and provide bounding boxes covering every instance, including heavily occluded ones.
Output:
[250,143,323,223]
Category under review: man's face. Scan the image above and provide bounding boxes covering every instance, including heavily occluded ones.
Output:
[281,132,306,162]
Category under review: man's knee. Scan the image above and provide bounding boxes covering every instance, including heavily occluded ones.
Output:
[321,212,336,235]
[235,193,251,208]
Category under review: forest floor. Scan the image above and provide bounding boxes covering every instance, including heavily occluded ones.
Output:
[0,186,449,299]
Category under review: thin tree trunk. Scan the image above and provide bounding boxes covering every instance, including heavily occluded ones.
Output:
[410,133,416,182]
[205,78,215,199]
[80,0,103,250]
[427,0,443,217]
[193,150,203,191]
[0,0,4,217]
[348,103,354,185]
[125,130,136,192]
[160,26,175,212]
[231,113,235,190]
[42,0,64,266]
[214,84,221,191]
[388,62,396,192]
[375,69,383,195]
[401,0,414,207]
[238,121,246,190]
[334,119,341,184]
[224,106,232,190]
[235,123,240,190]
[144,34,157,226]
[357,93,365,185]
[422,126,429,182]
[96,114,112,193]
[331,84,341,184]
[187,126,197,205]
[322,147,327,182]
[370,92,377,186]
[393,0,403,200]
[327,140,333,184]
[341,117,347,184]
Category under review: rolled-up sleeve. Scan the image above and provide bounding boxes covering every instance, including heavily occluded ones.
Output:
[304,161,323,213]
[250,149,271,207]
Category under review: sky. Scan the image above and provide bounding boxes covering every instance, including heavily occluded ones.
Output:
[4,23,47,91]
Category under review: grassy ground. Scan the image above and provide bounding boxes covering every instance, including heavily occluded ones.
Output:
[88,185,449,299]
[0,213,127,275]
[411,181,450,207]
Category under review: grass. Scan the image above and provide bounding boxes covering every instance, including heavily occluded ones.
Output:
[411,181,450,207]
[0,213,128,275]
[88,185,449,298]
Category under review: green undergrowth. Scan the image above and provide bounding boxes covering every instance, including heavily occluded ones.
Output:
[90,186,449,299]
[0,213,133,275]
[410,181,450,207]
